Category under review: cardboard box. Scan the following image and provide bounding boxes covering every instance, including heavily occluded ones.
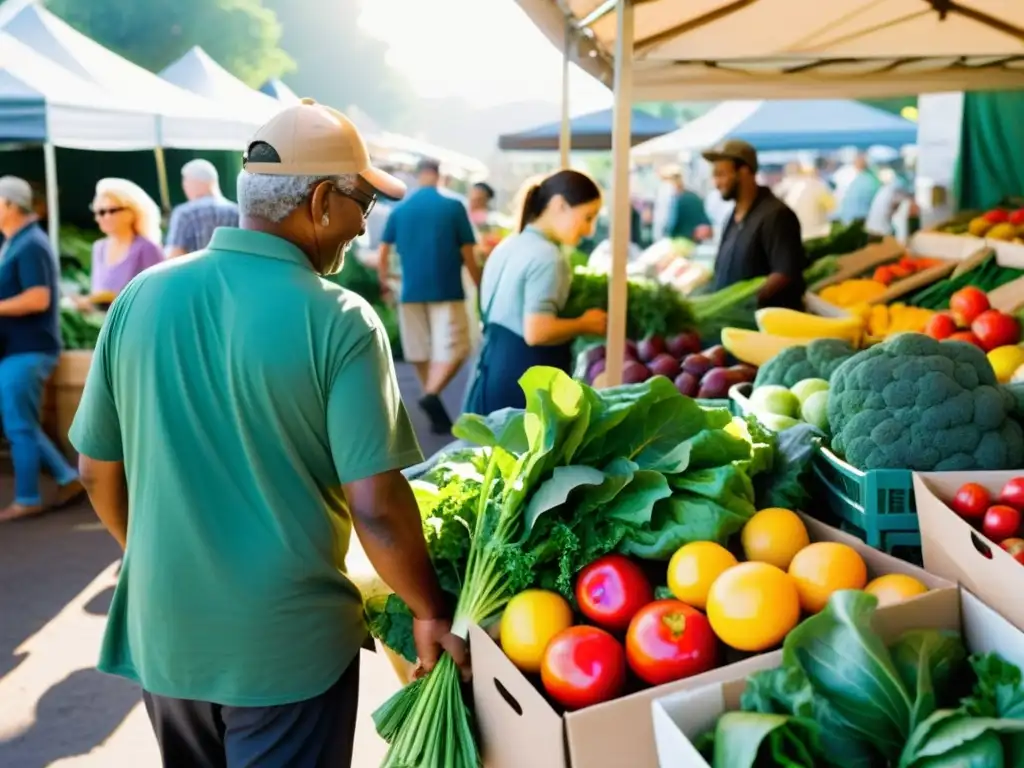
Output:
[988,239,1024,270]
[915,471,1024,631]
[651,587,1022,768]
[803,236,987,318]
[471,516,951,768]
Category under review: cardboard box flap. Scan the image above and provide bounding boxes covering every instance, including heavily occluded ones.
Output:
[915,472,1024,632]
[469,623,566,768]
[987,275,1024,313]
[910,231,986,261]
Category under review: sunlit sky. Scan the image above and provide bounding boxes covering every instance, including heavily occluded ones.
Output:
[359,0,612,111]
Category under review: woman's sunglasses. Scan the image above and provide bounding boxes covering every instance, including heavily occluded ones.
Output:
[93,206,127,218]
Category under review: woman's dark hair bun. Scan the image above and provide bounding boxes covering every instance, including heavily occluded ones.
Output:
[518,169,601,232]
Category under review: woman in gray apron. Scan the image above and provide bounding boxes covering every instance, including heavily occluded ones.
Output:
[464,170,607,415]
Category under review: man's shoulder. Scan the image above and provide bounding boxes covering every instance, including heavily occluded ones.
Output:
[16,223,51,252]
[311,277,383,334]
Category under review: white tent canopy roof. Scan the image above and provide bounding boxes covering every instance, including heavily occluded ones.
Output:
[0,30,156,149]
[160,46,284,124]
[0,3,260,149]
[516,0,1024,99]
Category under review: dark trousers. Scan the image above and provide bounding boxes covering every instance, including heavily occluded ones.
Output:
[143,658,360,768]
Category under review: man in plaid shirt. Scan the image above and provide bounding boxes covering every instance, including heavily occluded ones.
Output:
[166,159,240,258]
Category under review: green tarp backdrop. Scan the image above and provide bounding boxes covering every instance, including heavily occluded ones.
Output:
[955,90,1024,212]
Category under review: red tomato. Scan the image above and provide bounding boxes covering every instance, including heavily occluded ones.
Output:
[951,482,991,520]
[925,313,957,340]
[625,600,718,686]
[540,626,626,710]
[972,310,1021,352]
[1000,478,1024,511]
[576,555,654,632]
[947,331,982,348]
[950,287,990,327]
[1000,538,1024,565]
[983,505,1022,542]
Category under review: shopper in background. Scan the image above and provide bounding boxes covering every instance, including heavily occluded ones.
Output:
[781,163,835,240]
[165,159,240,258]
[378,158,481,434]
[702,139,806,309]
[0,176,83,523]
[463,169,607,415]
[834,154,880,224]
[81,178,164,306]
[69,101,466,768]
[663,166,713,242]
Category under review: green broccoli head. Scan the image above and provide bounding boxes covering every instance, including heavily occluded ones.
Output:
[827,333,1024,471]
[754,338,857,389]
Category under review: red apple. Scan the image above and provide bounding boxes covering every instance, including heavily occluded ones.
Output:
[951,482,991,520]
[924,313,957,341]
[999,477,1024,511]
[983,505,1022,542]
[1000,537,1024,565]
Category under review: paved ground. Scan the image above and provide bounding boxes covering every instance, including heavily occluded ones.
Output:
[0,363,469,768]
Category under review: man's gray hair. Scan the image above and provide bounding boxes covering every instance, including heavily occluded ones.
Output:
[182,158,220,184]
[237,172,358,223]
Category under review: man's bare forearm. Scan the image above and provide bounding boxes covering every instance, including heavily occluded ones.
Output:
[0,287,50,317]
[79,457,130,550]
[346,470,449,620]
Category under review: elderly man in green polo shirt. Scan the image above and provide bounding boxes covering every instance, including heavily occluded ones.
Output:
[69,99,468,768]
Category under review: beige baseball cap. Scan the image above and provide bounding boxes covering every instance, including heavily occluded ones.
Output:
[243,98,406,200]
[702,138,759,172]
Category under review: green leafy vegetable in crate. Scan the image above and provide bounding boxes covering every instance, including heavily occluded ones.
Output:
[907,253,1024,310]
[696,590,1024,768]
[60,308,105,350]
[804,220,871,263]
[828,333,1024,471]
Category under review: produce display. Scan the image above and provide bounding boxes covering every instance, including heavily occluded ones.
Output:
[741,377,831,432]
[959,206,1024,241]
[908,253,1024,311]
[948,477,1024,561]
[862,303,937,338]
[751,338,856,388]
[803,220,872,263]
[694,590,1024,767]
[577,333,757,399]
[919,286,1022,353]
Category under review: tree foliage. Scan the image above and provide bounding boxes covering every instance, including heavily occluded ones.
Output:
[47,0,294,87]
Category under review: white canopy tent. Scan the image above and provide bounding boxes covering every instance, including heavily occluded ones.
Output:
[513,0,1024,385]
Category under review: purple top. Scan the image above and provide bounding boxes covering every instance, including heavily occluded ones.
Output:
[90,236,164,294]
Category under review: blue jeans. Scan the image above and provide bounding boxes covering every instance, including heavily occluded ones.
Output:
[0,352,78,506]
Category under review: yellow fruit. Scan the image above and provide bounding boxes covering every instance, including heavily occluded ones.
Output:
[741,508,811,570]
[667,541,738,610]
[788,542,868,614]
[500,590,574,673]
[864,574,929,607]
[968,217,993,237]
[754,308,863,342]
[819,279,887,308]
[706,562,801,652]
[721,328,816,367]
[988,346,1024,384]
[988,223,1018,242]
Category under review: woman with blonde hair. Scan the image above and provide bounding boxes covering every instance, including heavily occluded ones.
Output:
[81,178,164,306]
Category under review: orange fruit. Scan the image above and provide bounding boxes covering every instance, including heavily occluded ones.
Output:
[741,508,810,570]
[667,541,738,610]
[788,542,868,614]
[705,562,801,652]
[500,590,574,673]
[864,573,928,607]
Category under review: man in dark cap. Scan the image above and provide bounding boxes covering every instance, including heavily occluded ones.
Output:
[702,139,807,309]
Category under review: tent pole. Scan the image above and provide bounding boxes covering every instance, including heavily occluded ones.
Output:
[560,20,572,168]
[154,147,172,214]
[603,0,633,388]
[42,143,59,253]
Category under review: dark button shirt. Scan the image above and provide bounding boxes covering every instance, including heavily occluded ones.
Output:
[0,222,61,355]
[713,187,806,309]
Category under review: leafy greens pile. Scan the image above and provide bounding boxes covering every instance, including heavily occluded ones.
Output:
[373,367,774,768]
[699,590,1024,767]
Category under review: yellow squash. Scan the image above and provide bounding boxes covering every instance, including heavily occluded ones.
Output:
[721,328,817,367]
[755,308,864,342]
[818,279,888,308]
[864,303,936,337]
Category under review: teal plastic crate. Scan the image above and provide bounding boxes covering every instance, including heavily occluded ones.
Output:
[809,446,920,551]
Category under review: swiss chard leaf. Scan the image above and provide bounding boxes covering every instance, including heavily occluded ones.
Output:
[782,590,913,762]
[522,465,606,535]
[899,710,1024,767]
[889,630,967,733]
[617,491,751,560]
[711,712,820,768]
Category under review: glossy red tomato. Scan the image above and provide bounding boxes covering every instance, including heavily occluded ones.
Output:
[983,505,1022,542]
[625,599,718,686]
[540,626,626,710]
[951,482,991,520]
[1000,477,1024,512]
[971,310,1021,352]
[575,555,654,632]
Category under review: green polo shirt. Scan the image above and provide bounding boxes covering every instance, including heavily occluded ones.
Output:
[69,229,423,706]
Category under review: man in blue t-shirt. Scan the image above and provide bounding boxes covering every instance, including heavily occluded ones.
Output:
[379,158,480,433]
[0,176,83,523]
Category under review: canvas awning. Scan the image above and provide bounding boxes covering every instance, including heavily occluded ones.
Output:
[161,46,285,124]
[633,99,917,159]
[0,30,155,149]
[516,0,1024,100]
[260,78,301,104]
[1,3,260,149]
[499,107,677,150]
